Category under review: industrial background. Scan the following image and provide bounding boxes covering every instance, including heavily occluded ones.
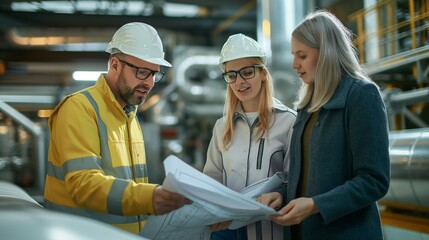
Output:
[0,0,428,239]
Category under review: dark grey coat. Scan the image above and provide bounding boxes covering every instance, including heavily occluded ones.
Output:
[282,75,390,240]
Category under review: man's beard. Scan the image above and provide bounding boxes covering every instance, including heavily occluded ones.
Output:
[117,74,148,106]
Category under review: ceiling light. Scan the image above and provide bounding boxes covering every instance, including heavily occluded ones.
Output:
[11,1,151,15]
[163,3,199,17]
[37,109,53,118]
[72,71,105,81]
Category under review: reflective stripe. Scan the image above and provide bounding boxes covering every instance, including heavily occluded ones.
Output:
[44,200,138,224]
[139,214,148,222]
[81,91,147,216]
[107,178,129,215]
[112,166,133,180]
[46,161,65,180]
[81,91,148,180]
[133,164,148,179]
[64,157,102,175]
[82,91,113,170]
[46,158,147,181]
[46,156,102,180]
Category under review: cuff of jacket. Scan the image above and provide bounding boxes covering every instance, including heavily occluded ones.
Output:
[123,182,158,216]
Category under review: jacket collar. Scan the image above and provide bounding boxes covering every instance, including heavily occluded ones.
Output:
[233,103,246,121]
[96,74,117,104]
[296,75,356,117]
[96,74,137,118]
[322,75,355,110]
[233,97,291,121]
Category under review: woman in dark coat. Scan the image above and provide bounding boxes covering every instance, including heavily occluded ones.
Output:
[258,10,390,240]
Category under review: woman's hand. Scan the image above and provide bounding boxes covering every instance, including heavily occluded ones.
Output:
[209,220,232,231]
[256,192,283,210]
[270,197,319,226]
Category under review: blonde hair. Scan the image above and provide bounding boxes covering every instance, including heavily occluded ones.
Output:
[222,57,275,149]
[293,10,370,112]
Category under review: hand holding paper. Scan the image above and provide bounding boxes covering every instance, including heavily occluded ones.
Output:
[140,155,286,240]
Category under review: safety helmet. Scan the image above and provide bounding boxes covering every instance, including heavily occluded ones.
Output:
[219,33,266,71]
[106,22,172,67]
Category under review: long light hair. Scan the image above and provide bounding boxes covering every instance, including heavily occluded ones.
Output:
[293,10,370,112]
[222,57,274,149]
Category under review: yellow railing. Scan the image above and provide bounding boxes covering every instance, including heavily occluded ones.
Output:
[349,0,429,63]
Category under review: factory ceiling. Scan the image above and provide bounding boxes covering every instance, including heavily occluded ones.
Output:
[0,0,257,89]
[0,0,369,114]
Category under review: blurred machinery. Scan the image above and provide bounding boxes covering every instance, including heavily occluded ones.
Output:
[348,0,429,238]
[140,46,225,183]
[384,128,429,236]
[0,180,149,240]
[0,100,45,202]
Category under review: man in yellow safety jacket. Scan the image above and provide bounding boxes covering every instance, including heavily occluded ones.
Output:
[44,22,191,234]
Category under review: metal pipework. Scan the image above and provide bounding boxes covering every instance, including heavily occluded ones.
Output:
[384,87,429,128]
[0,100,45,197]
[383,128,429,209]
[389,88,429,109]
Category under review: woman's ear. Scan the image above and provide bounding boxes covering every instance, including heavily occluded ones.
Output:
[262,68,268,82]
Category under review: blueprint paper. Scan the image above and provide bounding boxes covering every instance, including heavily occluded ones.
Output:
[240,171,287,198]
[140,155,286,240]
[229,172,287,229]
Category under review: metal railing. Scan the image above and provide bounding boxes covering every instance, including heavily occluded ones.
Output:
[349,0,429,64]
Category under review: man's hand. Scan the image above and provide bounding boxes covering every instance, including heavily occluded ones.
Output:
[152,186,192,215]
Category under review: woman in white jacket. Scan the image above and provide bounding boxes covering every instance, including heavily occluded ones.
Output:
[203,33,296,240]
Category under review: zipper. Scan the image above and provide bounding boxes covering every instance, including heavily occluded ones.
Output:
[256,138,265,169]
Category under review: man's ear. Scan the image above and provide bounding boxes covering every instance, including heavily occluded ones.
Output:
[110,57,120,71]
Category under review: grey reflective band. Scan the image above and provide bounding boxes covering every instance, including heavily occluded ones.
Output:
[81,91,148,180]
[132,164,148,179]
[82,91,113,170]
[46,158,147,181]
[107,178,129,215]
[46,156,102,180]
[44,200,138,224]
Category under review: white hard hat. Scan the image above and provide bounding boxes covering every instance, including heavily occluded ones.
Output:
[106,22,172,67]
[219,33,266,71]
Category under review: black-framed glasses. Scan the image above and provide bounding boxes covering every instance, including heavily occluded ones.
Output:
[222,64,264,84]
[118,59,165,83]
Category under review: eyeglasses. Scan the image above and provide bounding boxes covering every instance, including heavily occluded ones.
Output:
[118,59,165,83]
[222,65,264,84]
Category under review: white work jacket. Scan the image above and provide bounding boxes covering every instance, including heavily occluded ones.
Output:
[204,98,296,240]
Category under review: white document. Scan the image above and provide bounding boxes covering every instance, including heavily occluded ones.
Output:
[140,155,286,240]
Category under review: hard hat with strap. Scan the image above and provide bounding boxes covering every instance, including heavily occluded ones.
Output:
[106,22,172,67]
[219,33,266,71]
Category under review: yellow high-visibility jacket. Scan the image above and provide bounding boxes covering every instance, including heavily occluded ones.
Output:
[44,75,157,234]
